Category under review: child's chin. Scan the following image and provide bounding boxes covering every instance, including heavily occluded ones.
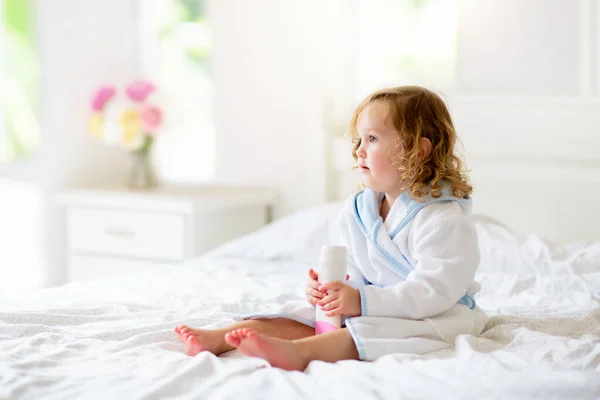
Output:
[362,181,380,192]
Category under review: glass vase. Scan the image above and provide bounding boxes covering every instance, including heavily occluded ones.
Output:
[128,148,156,189]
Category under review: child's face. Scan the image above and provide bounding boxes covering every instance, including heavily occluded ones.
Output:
[355,101,405,196]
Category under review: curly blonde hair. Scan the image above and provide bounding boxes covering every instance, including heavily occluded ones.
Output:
[348,86,472,200]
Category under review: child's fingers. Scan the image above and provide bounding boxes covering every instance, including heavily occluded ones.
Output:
[306,287,324,299]
[306,279,321,290]
[308,268,318,279]
[307,295,320,306]
[318,281,343,292]
[320,298,340,311]
[346,274,350,281]
[317,292,340,306]
[324,307,341,317]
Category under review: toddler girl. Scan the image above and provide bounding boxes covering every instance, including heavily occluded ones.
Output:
[175,86,487,371]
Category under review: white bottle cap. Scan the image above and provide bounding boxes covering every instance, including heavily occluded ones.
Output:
[320,245,347,264]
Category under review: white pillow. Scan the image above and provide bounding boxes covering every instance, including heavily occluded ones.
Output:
[206,202,343,264]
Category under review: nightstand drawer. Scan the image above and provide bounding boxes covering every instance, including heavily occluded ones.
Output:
[66,208,186,260]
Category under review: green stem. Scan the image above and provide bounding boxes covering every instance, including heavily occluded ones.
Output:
[134,135,153,156]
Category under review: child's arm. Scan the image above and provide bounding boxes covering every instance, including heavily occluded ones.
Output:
[359,202,480,320]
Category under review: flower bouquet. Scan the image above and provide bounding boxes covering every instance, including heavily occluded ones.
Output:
[88,80,163,188]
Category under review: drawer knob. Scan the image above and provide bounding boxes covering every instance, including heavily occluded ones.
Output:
[104,227,136,238]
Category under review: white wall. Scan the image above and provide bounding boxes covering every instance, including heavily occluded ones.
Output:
[210,0,354,217]
[37,0,141,286]
[0,0,140,288]
[456,0,587,95]
[37,0,140,187]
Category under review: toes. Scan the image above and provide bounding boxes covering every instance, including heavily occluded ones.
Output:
[224,332,241,347]
[229,328,244,339]
[242,329,259,341]
[237,328,252,338]
[225,328,256,347]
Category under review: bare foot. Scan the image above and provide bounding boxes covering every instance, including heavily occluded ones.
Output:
[224,328,308,371]
[174,325,224,356]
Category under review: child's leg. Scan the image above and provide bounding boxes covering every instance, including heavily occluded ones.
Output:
[174,318,314,356]
[224,327,359,371]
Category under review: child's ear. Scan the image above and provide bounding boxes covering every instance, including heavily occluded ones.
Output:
[419,137,432,158]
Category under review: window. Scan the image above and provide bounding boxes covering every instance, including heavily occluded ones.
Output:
[355,0,588,97]
[139,0,215,182]
[0,0,40,163]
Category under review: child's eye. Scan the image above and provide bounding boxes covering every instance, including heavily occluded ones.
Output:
[369,135,377,142]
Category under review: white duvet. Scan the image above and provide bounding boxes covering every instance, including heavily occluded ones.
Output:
[1,208,600,400]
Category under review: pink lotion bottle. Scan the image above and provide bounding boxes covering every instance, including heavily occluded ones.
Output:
[315,245,347,335]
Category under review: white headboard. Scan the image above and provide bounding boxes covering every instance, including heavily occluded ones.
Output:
[330,96,600,244]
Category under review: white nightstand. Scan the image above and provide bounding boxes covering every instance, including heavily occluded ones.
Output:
[56,184,277,282]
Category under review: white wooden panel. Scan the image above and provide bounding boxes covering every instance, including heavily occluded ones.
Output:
[449,96,600,162]
[451,96,600,242]
[67,208,186,261]
[469,160,600,243]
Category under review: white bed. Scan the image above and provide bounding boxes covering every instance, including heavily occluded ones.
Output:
[1,203,599,399]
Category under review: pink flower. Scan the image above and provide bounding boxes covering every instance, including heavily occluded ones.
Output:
[91,86,116,111]
[140,105,163,133]
[125,80,156,103]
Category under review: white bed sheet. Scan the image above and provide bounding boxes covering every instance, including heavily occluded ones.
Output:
[1,214,600,399]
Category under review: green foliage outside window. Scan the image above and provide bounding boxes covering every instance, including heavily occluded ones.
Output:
[1,0,40,163]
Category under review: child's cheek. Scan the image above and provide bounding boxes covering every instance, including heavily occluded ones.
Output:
[370,150,389,173]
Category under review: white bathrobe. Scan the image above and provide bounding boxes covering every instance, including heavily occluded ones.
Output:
[238,187,488,361]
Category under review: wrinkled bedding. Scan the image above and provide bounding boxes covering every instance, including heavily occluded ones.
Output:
[1,211,599,399]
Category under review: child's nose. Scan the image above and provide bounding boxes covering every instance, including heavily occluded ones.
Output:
[357,146,366,158]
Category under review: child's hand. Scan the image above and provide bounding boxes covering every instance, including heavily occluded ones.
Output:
[306,270,351,306]
[305,268,323,306]
[317,281,361,317]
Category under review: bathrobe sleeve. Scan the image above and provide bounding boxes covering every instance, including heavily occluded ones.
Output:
[360,202,480,319]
